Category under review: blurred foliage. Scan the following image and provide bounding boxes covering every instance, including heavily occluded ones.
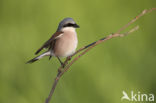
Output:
[0,0,156,103]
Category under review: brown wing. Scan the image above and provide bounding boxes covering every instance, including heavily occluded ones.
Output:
[35,31,63,55]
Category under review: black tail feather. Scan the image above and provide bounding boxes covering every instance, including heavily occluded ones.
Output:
[26,57,39,64]
[26,51,52,64]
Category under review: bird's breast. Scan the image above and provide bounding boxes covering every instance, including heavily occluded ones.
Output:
[53,31,78,57]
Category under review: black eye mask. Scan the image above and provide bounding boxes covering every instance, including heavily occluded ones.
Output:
[63,23,80,28]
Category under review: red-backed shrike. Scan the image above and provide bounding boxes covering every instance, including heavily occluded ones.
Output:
[27,17,80,66]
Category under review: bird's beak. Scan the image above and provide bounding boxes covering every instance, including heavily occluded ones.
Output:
[74,24,80,28]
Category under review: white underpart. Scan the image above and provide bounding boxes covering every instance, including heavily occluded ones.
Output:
[53,27,78,57]
[62,27,76,32]
[63,27,77,57]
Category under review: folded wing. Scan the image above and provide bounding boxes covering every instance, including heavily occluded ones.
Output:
[35,31,63,55]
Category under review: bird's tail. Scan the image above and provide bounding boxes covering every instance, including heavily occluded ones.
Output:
[26,51,51,64]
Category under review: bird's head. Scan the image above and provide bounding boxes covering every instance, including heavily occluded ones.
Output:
[57,17,80,32]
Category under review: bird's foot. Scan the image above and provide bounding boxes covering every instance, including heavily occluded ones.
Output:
[58,68,64,73]
[67,56,72,61]
[61,62,65,68]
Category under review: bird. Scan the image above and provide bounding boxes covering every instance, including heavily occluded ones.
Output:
[26,17,80,67]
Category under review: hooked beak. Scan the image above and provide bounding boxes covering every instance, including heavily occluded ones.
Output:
[74,23,80,28]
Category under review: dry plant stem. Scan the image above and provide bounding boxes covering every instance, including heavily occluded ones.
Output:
[45,8,156,103]
[60,26,139,76]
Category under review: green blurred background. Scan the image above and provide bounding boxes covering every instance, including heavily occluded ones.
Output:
[0,0,156,103]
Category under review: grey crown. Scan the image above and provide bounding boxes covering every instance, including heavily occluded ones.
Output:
[57,18,76,31]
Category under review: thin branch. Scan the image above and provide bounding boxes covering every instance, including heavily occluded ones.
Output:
[45,8,156,103]
[116,8,156,34]
[60,26,139,76]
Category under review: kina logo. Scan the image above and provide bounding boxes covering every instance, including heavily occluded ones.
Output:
[121,91,154,102]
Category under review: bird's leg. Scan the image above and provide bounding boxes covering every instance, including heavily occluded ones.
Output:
[49,55,52,60]
[67,56,72,61]
[57,56,65,68]
[62,56,72,68]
